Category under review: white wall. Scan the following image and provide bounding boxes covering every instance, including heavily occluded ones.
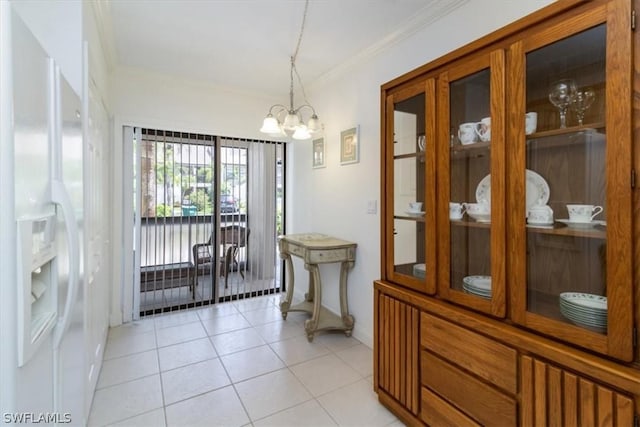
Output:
[287,0,555,347]
[110,0,555,344]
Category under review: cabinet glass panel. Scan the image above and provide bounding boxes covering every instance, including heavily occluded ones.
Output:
[524,25,607,334]
[393,93,426,279]
[449,69,491,297]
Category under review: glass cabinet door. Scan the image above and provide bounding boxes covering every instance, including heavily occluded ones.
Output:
[385,81,436,293]
[437,51,506,317]
[509,4,633,361]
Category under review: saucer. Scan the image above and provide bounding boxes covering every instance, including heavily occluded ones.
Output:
[526,222,554,229]
[405,210,425,217]
[557,219,606,229]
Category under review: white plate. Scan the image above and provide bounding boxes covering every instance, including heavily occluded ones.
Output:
[405,211,425,217]
[556,219,606,229]
[560,292,607,311]
[463,275,491,291]
[476,169,549,212]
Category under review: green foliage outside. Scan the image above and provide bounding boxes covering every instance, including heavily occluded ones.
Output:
[156,203,172,217]
[191,188,213,214]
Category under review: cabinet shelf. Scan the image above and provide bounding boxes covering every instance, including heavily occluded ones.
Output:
[526,223,606,239]
[395,214,425,222]
[526,123,605,148]
[450,219,490,229]
[450,141,490,159]
[451,220,606,239]
[394,152,425,160]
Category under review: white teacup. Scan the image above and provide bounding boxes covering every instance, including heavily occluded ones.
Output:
[464,202,490,215]
[475,117,491,142]
[449,202,466,220]
[408,202,423,212]
[458,123,477,145]
[567,204,603,223]
[528,204,553,224]
[525,112,538,135]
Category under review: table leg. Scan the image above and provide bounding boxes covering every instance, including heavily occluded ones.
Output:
[304,263,322,342]
[279,252,294,319]
[339,260,355,336]
[304,268,315,302]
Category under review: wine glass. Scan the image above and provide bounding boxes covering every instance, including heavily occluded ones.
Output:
[570,88,596,126]
[548,79,577,128]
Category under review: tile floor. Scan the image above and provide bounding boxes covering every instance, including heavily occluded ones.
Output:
[88,295,402,427]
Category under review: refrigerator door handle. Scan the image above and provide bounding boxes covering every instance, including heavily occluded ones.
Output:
[51,179,80,349]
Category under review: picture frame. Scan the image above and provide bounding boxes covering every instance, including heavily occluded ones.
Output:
[340,126,359,165]
[312,137,325,168]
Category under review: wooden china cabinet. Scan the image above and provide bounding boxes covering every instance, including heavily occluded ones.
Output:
[375,0,640,425]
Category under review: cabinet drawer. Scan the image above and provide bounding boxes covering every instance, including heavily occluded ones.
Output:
[420,387,481,427]
[421,351,516,426]
[421,313,517,394]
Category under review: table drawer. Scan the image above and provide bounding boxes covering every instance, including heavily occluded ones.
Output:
[421,313,517,394]
[421,351,516,426]
[309,248,351,264]
[420,387,481,427]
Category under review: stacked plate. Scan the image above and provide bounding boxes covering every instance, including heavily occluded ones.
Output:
[559,292,607,333]
[413,263,426,279]
[462,275,491,299]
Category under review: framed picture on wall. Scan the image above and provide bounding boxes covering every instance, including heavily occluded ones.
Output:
[312,137,325,168]
[340,126,359,165]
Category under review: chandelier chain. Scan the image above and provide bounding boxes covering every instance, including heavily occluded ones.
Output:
[290,0,311,108]
[291,0,309,64]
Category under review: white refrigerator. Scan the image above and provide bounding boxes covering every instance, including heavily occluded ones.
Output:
[0,6,89,426]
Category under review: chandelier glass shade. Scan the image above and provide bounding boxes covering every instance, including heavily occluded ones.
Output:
[259,0,321,141]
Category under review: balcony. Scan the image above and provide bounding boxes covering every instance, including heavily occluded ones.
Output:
[139,214,282,315]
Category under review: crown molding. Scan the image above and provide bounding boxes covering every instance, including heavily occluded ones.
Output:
[309,0,469,91]
[89,0,117,72]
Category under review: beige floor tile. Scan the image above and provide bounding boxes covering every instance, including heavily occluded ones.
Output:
[158,337,217,372]
[195,303,240,320]
[290,354,361,397]
[220,345,285,383]
[235,369,312,421]
[88,375,163,426]
[318,379,397,427]
[314,332,361,352]
[161,358,231,405]
[209,327,266,356]
[335,343,373,377]
[201,313,252,336]
[156,321,207,348]
[241,306,284,326]
[253,399,337,426]
[268,335,330,366]
[252,319,305,343]
[107,408,166,427]
[97,349,159,389]
[165,386,250,427]
[154,310,201,329]
[104,330,157,360]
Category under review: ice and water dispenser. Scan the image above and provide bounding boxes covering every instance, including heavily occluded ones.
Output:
[16,213,57,366]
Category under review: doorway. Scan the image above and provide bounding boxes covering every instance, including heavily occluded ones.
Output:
[124,127,285,317]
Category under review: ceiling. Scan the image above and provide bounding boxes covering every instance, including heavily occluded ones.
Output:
[106,0,466,98]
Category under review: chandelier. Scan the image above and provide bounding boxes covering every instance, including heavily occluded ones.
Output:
[259,0,321,141]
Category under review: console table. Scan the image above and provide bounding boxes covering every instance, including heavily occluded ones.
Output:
[278,233,357,341]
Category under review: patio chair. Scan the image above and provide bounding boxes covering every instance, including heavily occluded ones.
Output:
[192,225,249,289]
